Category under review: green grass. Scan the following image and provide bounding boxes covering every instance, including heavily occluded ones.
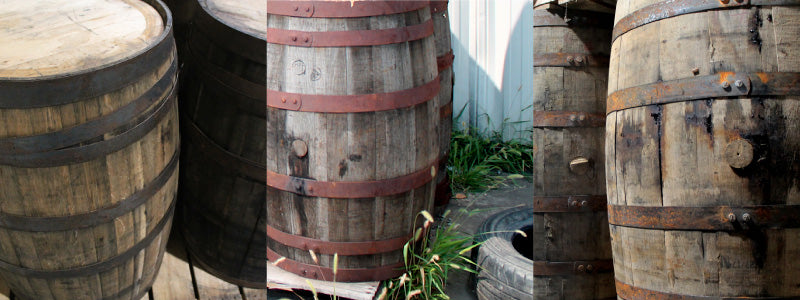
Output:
[447,122,533,193]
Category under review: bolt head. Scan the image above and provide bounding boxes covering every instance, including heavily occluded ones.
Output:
[578,114,586,121]
[721,81,730,88]
[586,264,594,272]
[580,200,588,207]
[304,37,310,43]
[294,6,299,11]
[720,0,730,3]
[577,265,586,272]
[735,80,745,88]
[575,56,584,63]
[570,200,578,207]
[567,56,575,63]
[742,213,752,222]
[292,36,298,42]
[281,97,287,103]
[727,213,736,223]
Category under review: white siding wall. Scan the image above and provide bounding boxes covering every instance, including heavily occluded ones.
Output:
[448,0,533,141]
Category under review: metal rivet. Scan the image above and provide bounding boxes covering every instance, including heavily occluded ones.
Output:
[721,81,730,88]
[567,56,575,64]
[692,67,700,75]
[293,99,298,104]
[578,114,586,121]
[569,115,577,122]
[281,97,287,103]
[735,0,743,2]
[586,264,594,272]
[570,200,578,207]
[728,213,736,223]
[292,36,298,42]
[308,186,313,192]
[735,80,745,88]
[575,56,584,64]
[294,6,299,11]
[306,7,311,12]
[577,265,586,272]
[304,37,310,43]
[742,213,752,222]
[720,0,730,3]
[580,200,588,207]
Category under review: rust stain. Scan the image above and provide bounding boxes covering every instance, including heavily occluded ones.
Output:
[718,71,736,84]
[755,72,770,83]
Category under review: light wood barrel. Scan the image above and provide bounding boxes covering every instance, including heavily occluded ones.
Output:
[177,0,266,287]
[607,1,800,298]
[0,0,178,299]
[532,7,615,300]
[267,1,439,282]
[534,0,616,14]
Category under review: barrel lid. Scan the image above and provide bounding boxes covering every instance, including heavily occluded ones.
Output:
[200,0,265,40]
[0,0,164,78]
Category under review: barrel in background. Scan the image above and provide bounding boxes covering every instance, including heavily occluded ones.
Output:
[0,0,179,299]
[432,0,455,215]
[533,0,616,13]
[607,1,800,298]
[266,1,439,282]
[177,0,266,287]
[532,6,616,300]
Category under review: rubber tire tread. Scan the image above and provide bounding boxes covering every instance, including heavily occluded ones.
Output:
[472,207,533,300]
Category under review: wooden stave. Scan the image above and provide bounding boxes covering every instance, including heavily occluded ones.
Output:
[532,8,616,300]
[0,0,180,297]
[266,5,439,282]
[607,1,800,298]
[175,0,266,287]
[432,0,454,215]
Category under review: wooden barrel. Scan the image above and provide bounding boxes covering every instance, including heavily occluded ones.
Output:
[0,1,178,299]
[177,0,266,287]
[533,0,616,14]
[266,1,439,282]
[432,0,455,214]
[606,1,800,298]
[532,7,615,300]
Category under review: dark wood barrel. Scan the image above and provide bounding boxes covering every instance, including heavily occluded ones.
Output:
[177,0,266,287]
[533,0,616,13]
[267,1,439,282]
[432,0,455,215]
[0,0,178,299]
[606,1,800,298]
[532,7,616,300]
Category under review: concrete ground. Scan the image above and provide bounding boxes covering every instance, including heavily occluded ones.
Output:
[268,178,533,300]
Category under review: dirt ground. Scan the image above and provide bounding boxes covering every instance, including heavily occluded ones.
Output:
[267,178,533,300]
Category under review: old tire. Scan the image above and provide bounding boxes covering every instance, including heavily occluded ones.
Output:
[473,207,534,300]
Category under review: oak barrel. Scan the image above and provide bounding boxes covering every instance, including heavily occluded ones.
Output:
[532,6,615,300]
[177,0,266,287]
[606,1,800,298]
[0,1,179,299]
[432,0,455,215]
[267,1,439,282]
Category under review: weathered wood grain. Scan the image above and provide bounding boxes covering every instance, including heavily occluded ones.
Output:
[177,0,266,288]
[608,2,800,298]
[266,4,438,282]
[533,7,615,300]
[0,1,178,299]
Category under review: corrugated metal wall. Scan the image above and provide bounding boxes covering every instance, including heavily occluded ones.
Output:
[448,0,534,141]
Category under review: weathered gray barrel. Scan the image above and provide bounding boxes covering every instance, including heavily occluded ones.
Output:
[532,7,616,300]
[0,0,178,299]
[267,0,439,282]
[607,1,800,298]
[178,0,266,287]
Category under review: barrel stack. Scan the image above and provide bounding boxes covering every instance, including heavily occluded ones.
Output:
[606,0,800,298]
[267,1,440,282]
[532,1,616,299]
[177,0,267,287]
[0,0,179,299]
